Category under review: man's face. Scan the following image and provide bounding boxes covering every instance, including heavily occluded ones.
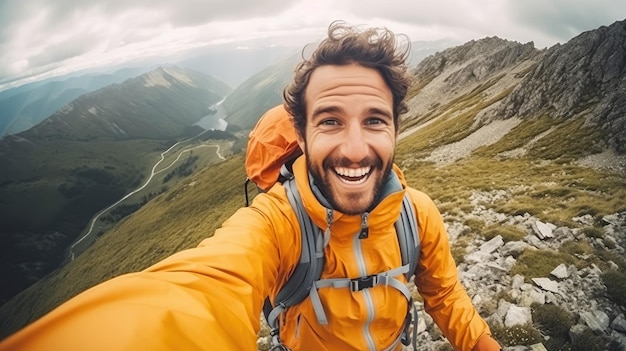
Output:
[297,63,396,215]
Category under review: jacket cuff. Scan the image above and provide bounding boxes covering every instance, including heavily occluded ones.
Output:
[471,334,501,351]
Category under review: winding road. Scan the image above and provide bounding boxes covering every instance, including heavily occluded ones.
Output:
[69,141,225,260]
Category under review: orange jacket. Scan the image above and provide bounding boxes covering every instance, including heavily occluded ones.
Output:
[0,156,494,351]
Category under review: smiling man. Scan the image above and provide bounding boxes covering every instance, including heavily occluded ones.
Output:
[0,21,501,351]
[299,63,395,215]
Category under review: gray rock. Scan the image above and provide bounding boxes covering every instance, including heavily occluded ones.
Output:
[480,235,504,253]
[519,289,546,307]
[502,241,530,257]
[550,263,570,279]
[611,314,626,333]
[465,250,494,264]
[532,277,560,293]
[511,274,525,289]
[573,214,595,226]
[532,220,555,239]
[579,310,610,333]
[505,305,532,328]
[569,324,587,342]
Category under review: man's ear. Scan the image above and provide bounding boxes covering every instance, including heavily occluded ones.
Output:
[296,130,305,152]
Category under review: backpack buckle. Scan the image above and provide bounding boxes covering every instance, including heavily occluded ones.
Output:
[350,274,378,291]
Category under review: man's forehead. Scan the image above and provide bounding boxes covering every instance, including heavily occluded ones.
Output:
[304,64,393,108]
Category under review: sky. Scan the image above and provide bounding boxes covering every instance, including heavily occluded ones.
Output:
[0,0,625,91]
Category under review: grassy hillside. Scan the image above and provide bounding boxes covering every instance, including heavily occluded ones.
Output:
[0,152,246,337]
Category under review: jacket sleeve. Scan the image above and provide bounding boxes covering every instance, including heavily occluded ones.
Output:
[409,188,495,351]
[0,199,290,351]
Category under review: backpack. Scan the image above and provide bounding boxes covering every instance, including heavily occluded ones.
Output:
[244,104,420,351]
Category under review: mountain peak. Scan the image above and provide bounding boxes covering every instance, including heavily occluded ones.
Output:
[142,66,195,88]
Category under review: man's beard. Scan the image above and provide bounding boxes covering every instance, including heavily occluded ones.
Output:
[305,150,393,215]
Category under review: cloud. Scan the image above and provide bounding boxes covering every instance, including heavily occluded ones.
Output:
[0,0,298,84]
[0,0,624,89]
[509,0,626,44]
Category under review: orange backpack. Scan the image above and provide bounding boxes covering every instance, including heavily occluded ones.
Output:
[244,104,302,204]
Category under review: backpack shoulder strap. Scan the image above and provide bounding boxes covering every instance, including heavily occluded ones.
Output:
[395,192,420,348]
[396,192,420,279]
[264,167,325,344]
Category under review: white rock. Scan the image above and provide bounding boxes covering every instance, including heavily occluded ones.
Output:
[480,235,504,254]
[501,241,529,257]
[550,263,570,279]
[505,305,532,328]
[511,274,525,289]
[533,220,555,239]
[532,277,560,293]
[465,250,494,264]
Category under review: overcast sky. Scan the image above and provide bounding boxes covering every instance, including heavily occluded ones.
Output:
[0,0,624,91]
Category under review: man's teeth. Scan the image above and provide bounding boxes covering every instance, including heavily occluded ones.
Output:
[335,166,371,181]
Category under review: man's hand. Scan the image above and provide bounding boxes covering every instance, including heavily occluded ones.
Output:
[472,334,501,351]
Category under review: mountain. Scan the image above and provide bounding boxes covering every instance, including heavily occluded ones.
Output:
[0,67,156,138]
[218,40,460,132]
[0,66,233,306]
[1,21,626,349]
[221,51,300,131]
[21,66,231,140]
[486,20,626,152]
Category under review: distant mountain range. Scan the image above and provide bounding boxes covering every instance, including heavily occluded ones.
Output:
[0,66,232,305]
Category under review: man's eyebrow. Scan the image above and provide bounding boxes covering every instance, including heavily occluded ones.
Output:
[311,106,343,119]
[366,107,393,119]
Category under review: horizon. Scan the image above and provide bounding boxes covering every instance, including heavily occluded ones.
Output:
[1,0,625,92]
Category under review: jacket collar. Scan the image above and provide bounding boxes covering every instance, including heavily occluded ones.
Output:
[292,156,407,240]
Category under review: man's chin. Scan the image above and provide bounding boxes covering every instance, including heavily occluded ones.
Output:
[332,193,373,215]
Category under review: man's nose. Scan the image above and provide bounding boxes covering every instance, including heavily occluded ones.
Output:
[341,124,369,162]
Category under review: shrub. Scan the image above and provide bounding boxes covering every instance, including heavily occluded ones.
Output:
[531,303,574,339]
[483,224,526,242]
[509,249,574,280]
[490,323,543,346]
[571,327,620,351]
[602,270,626,310]
[581,226,604,239]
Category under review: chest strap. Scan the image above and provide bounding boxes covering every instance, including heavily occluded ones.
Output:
[308,264,411,325]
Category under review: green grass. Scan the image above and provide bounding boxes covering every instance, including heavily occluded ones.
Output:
[0,153,247,338]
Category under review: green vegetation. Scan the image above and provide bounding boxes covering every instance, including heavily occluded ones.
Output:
[483,224,526,242]
[509,249,576,281]
[602,270,626,310]
[489,323,543,347]
[531,303,575,349]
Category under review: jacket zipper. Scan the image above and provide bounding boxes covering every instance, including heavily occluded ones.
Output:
[354,212,376,351]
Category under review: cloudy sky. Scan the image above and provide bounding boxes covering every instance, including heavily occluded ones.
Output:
[0,0,624,90]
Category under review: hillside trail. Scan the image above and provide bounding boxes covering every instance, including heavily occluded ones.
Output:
[69,139,225,260]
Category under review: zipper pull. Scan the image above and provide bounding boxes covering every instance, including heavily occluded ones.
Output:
[323,208,333,247]
[358,212,369,239]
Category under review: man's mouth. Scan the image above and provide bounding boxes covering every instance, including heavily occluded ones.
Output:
[334,166,372,184]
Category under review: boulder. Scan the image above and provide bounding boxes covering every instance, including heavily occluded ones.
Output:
[505,305,532,328]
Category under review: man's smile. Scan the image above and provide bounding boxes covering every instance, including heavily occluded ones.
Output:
[333,166,372,185]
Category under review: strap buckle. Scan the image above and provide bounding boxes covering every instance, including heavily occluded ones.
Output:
[350,274,378,291]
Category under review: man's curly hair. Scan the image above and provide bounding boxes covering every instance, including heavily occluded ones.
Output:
[283,20,412,137]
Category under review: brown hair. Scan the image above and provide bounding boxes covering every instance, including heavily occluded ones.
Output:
[283,21,412,137]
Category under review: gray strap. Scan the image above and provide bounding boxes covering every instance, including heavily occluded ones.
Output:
[308,264,411,325]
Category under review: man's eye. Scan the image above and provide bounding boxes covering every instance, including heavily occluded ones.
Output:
[366,118,385,125]
[320,119,339,126]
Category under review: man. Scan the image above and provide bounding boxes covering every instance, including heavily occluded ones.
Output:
[0,22,500,351]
